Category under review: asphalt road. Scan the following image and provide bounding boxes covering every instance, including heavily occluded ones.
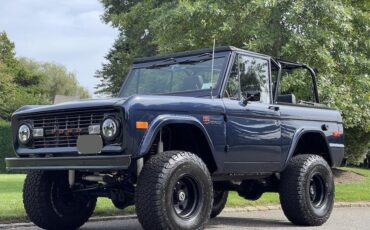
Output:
[4,207,370,230]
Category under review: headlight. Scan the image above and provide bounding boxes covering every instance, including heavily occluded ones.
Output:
[101,118,119,140]
[18,124,31,144]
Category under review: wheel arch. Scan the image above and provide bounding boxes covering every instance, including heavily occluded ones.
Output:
[283,128,333,169]
[138,114,218,172]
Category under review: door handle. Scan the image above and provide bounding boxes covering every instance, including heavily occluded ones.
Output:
[268,106,280,111]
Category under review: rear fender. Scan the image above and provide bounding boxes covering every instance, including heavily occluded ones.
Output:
[283,128,333,169]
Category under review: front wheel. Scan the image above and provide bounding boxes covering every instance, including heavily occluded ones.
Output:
[279,154,334,226]
[23,171,96,230]
[136,151,213,230]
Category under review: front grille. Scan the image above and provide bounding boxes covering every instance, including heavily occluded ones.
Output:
[25,109,118,148]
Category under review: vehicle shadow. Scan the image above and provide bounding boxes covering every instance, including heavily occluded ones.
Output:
[82,216,296,230]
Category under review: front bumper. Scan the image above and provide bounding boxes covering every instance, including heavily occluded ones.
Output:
[5,155,131,171]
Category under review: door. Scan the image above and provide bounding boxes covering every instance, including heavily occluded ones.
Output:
[222,54,281,173]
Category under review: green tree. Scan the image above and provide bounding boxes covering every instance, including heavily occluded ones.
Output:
[0,32,18,72]
[0,63,16,119]
[1,32,50,120]
[0,32,90,120]
[94,0,160,95]
[19,58,91,100]
[97,0,370,163]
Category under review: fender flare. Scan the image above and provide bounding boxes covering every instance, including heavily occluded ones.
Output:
[283,128,333,168]
[138,114,216,157]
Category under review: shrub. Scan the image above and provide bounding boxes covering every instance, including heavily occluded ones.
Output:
[0,120,15,173]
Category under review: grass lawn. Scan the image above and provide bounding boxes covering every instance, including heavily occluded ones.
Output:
[1,167,370,223]
[0,174,134,223]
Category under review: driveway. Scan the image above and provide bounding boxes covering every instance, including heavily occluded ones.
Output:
[3,207,369,230]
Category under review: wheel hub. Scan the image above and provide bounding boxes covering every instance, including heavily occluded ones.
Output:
[309,183,317,200]
[178,191,186,202]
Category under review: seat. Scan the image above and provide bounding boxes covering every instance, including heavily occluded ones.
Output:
[277,94,296,104]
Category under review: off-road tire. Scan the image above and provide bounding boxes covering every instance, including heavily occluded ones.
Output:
[237,180,263,201]
[23,171,96,230]
[112,199,127,209]
[136,151,213,230]
[210,191,228,218]
[279,154,334,226]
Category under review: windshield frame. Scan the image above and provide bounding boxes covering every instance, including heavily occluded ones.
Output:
[118,51,232,98]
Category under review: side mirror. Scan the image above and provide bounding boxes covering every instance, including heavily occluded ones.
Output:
[242,91,260,105]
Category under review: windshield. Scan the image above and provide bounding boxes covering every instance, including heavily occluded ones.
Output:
[120,55,228,97]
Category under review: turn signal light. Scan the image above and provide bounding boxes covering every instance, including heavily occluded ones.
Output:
[136,121,149,129]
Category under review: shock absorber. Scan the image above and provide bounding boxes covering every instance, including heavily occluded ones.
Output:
[68,170,75,188]
[157,128,164,153]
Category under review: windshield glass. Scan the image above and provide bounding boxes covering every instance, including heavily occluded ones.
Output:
[120,56,228,97]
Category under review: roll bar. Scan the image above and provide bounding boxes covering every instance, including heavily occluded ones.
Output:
[272,59,319,103]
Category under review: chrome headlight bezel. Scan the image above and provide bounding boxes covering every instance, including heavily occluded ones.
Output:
[101,117,119,141]
[18,124,31,144]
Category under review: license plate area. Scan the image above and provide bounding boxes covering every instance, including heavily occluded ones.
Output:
[77,135,103,154]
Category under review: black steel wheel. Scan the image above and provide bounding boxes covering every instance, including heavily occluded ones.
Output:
[172,175,202,219]
[280,154,334,226]
[309,173,327,208]
[136,151,213,230]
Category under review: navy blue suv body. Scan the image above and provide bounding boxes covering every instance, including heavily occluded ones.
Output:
[6,46,344,230]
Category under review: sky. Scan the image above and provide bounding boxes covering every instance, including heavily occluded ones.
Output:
[0,0,118,97]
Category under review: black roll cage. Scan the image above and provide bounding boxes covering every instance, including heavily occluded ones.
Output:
[272,59,320,104]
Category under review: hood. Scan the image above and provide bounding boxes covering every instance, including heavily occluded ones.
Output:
[124,95,225,114]
[13,98,126,116]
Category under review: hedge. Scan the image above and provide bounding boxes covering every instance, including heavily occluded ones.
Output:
[0,120,15,173]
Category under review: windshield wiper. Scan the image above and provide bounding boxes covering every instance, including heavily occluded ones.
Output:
[177,53,212,64]
[198,52,212,57]
[147,53,212,68]
[161,57,176,63]
[147,63,172,69]
[147,57,177,68]
[178,59,206,64]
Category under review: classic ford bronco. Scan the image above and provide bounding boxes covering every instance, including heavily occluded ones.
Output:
[6,46,344,230]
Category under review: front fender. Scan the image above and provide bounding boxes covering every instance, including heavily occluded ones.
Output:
[137,114,215,157]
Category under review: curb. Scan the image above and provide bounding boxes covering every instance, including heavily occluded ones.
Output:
[334,201,370,208]
[1,202,370,229]
[223,201,370,213]
[0,215,137,229]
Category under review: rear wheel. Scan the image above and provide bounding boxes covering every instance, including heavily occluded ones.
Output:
[136,151,213,230]
[279,154,334,226]
[111,189,133,210]
[23,171,96,230]
[237,180,263,201]
[210,191,228,218]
